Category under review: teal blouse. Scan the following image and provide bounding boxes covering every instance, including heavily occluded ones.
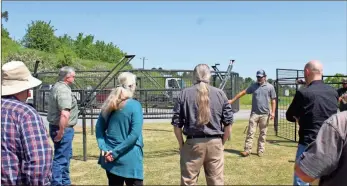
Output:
[95,99,144,180]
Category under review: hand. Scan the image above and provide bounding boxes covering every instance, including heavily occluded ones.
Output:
[293,116,299,122]
[270,112,275,120]
[103,151,114,162]
[228,99,235,105]
[179,143,184,151]
[54,130,64,142]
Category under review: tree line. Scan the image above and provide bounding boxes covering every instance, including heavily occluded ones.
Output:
[1,11,126,68]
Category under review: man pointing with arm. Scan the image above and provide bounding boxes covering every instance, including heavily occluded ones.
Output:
[229,70,276,157]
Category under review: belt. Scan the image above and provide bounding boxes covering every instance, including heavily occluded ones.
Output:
[49,124,74,128]
[186,135,222,139]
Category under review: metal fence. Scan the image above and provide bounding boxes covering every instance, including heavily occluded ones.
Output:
[119,69,240,119]
[34,67,241,119]
[275,68,347,142]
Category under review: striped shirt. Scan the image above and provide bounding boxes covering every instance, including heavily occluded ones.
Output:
[1,96,53,185]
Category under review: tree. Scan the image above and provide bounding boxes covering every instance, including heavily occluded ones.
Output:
[267,78,274,85]
[324,73,346,89]
[1,11,8,22]
[22,20,58,52]
[1,11,10,39]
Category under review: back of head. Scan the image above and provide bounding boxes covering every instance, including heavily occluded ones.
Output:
[101,72,137,118]
[304,60,323,84]
[193,64,211,125]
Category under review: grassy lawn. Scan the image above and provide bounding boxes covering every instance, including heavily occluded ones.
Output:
[69,120,298,185]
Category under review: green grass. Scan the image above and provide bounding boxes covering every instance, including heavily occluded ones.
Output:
[69,120,299,185]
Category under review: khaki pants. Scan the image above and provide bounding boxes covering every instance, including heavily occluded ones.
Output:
[180,137,224,186]
[244,113,269,153]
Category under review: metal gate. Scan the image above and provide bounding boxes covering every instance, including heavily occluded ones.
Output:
[275,68,347,142]
[119,61,240,119]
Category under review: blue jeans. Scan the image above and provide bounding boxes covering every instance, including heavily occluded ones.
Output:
[293,144,310,186]
[50,125,75,186]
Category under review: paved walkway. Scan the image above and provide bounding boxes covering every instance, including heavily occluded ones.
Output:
[40,109,288,127]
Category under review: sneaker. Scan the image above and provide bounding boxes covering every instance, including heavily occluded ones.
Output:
[240,151,250,157]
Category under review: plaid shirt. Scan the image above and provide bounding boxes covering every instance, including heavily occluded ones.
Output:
[1,96,53,185]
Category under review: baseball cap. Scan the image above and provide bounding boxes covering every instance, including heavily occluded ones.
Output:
[256,70,266,77]
[342,78,347,83]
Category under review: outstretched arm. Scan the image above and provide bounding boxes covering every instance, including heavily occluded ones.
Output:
[228,89,247,104]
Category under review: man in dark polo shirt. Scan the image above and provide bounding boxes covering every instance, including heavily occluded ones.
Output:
[286,60,339,186]
[337,78,347,112]
[295,111,347,186]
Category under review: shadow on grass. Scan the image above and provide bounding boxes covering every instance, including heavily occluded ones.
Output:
[72,155,100,161]
[224,148,242,156]
[145,149,179,158]
[267,139,297,148]
[143,128,172,132]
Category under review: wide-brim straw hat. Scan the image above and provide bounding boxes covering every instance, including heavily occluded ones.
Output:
[1,61,42,96]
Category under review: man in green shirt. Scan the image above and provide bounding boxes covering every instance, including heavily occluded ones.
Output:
[47,66,79,186]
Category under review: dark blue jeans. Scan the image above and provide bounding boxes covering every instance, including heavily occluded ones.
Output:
[49,125,75,186]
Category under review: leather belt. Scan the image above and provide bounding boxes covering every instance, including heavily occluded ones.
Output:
[186,135,222,139]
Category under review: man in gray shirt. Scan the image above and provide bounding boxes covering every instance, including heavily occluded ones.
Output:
[229,69,276,157]
[295,111,347,186]
[47,66,79,186]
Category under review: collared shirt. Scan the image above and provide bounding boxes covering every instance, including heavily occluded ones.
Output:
[171,84,234,136]
[297,111,347,186]
[1,96,53,185]
[286,80,339,146]
[246,82,276,115]
[47,81,79,126]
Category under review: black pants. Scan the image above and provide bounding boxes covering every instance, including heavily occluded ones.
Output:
[106,171,143,186]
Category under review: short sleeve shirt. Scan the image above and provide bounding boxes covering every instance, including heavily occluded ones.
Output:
[246,82,277,115]
[47,81,79,126]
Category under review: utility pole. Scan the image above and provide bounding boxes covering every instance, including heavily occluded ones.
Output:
[140,57,148,69]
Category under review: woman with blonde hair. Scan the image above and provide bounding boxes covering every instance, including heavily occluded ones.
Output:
[171,64,234,185]
[96,72,144,186]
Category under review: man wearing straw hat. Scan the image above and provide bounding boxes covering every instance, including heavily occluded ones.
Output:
[1,61,53,185]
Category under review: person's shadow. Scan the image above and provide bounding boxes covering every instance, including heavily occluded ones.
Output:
[224,148,241,156]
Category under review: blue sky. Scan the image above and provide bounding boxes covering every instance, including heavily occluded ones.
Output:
[2,1,347,79]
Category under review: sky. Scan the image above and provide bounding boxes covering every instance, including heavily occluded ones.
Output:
[2,1,347,80]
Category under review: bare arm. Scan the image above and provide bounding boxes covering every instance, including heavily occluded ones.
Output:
[222,125,231,144]
[174,127,184,150]
[271,99,276,117]
[228,89,247,104]
[59,110,70,132]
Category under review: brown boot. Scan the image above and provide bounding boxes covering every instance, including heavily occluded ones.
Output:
[240,151,250,157]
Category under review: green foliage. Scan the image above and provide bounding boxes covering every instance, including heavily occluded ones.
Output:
[22,20,58,52]
[2,11,130,78]
[55,44,77,68]
[324,73,346,89]
[1,11,8,22]
[1,26,10,38]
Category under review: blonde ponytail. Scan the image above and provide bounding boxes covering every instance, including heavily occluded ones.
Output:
[100,72,137,119]
[197,81,211,125]
[193,64,212,125]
